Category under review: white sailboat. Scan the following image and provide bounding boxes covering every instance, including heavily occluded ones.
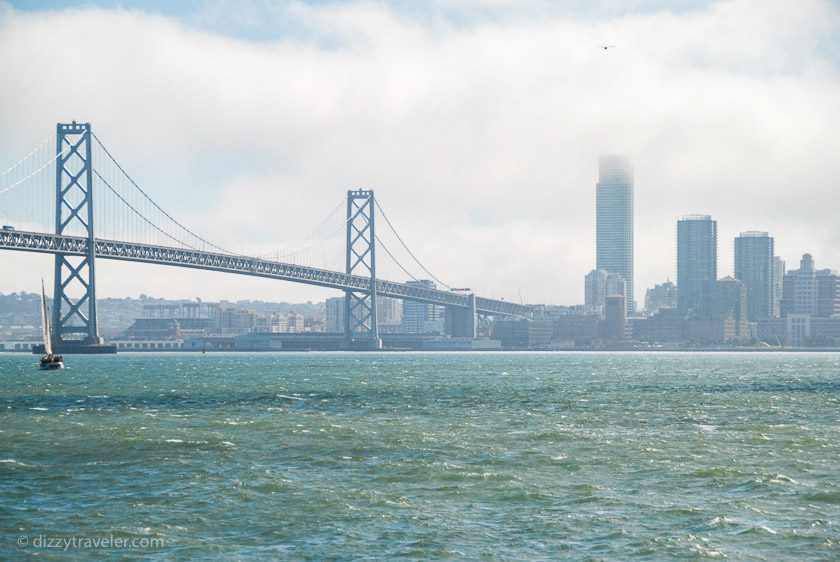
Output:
[39,280,63,370]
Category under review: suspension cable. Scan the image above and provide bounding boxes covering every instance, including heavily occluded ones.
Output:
[0,141,71,197]
[0,136,53,180]
[254,196,348,260]
[91,132,235,255]
[375,234,420,282]
[374,197,450,289]
[92,169,203,251]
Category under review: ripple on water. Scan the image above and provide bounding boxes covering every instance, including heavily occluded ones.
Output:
[1,352,839,560]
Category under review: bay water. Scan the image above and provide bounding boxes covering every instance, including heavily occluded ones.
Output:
[1,352,838,560]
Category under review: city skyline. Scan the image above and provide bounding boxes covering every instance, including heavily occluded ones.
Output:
[1,0,839,306]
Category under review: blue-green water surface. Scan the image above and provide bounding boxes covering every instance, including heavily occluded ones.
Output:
[1,352,839,560]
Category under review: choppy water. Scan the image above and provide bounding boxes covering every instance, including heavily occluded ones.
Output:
[1,352,839,560]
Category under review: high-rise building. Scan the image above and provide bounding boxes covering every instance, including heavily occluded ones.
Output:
[596,155,634,312]
[325,296,345,333]
[677,215,717,317]
[772,256,785,318]
[734,231,775,321]
[816,269,840,318]
[401,280,444,334]
[585,269,606,315]
[782,254,817,317]
[585,269,626,316]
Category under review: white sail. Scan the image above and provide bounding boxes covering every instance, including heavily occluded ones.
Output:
[40,280,53,356]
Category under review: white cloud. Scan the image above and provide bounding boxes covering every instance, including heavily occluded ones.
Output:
[1,0,839,305]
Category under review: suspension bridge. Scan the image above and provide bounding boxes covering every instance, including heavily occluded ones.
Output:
[0,122,532,351]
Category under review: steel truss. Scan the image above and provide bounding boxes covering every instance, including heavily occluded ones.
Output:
[0,229,532,318]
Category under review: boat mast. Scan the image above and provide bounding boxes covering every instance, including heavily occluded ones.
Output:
[41,280,53,356]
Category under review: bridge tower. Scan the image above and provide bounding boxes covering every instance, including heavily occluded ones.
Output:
[344,189,381,350]
[51,122,104,350]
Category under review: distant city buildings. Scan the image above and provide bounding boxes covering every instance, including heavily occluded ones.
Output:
[601,294,626,339]
[782,254,818,316]
[734,231,774,321]
[401,280,444,334]
[710,276,749,339]
[216,307,259,336]
[781,254,840,318]
[325,296,345,333]
[817,269,840,318]
[377,296,403,332]
[643,281,677,316]
[772,256,785,318]
[596,155,634,312]
[584,269,626,316]
[677,215,717,317]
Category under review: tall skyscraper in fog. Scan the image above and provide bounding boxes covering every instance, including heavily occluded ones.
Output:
[734,231,775,321]
[677,215,717,317]
[596,155,634,312]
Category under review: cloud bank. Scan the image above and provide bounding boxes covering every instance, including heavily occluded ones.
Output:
[1,0,839,304]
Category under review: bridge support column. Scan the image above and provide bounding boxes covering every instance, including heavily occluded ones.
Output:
[344,189,381,350]
[445,293,477,338]
[51,122,109,353]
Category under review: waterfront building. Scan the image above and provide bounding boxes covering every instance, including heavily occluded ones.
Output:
[677,215,717,317]
[683,317,738,344]
[550,314,600,346]
[734,232,774,321]
[401,280,444,334]
[596,155,634,312]
[601,294,626,340]
[633,308,685,343]
[492,318,553,349]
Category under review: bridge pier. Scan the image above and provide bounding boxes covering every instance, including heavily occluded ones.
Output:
[444,293,477,338]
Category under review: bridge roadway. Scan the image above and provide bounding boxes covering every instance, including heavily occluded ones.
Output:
[0,229,532,318]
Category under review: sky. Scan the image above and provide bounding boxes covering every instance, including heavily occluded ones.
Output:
[1,0,839,306]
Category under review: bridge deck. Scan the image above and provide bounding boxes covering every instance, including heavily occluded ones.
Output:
[0,230,532,317]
